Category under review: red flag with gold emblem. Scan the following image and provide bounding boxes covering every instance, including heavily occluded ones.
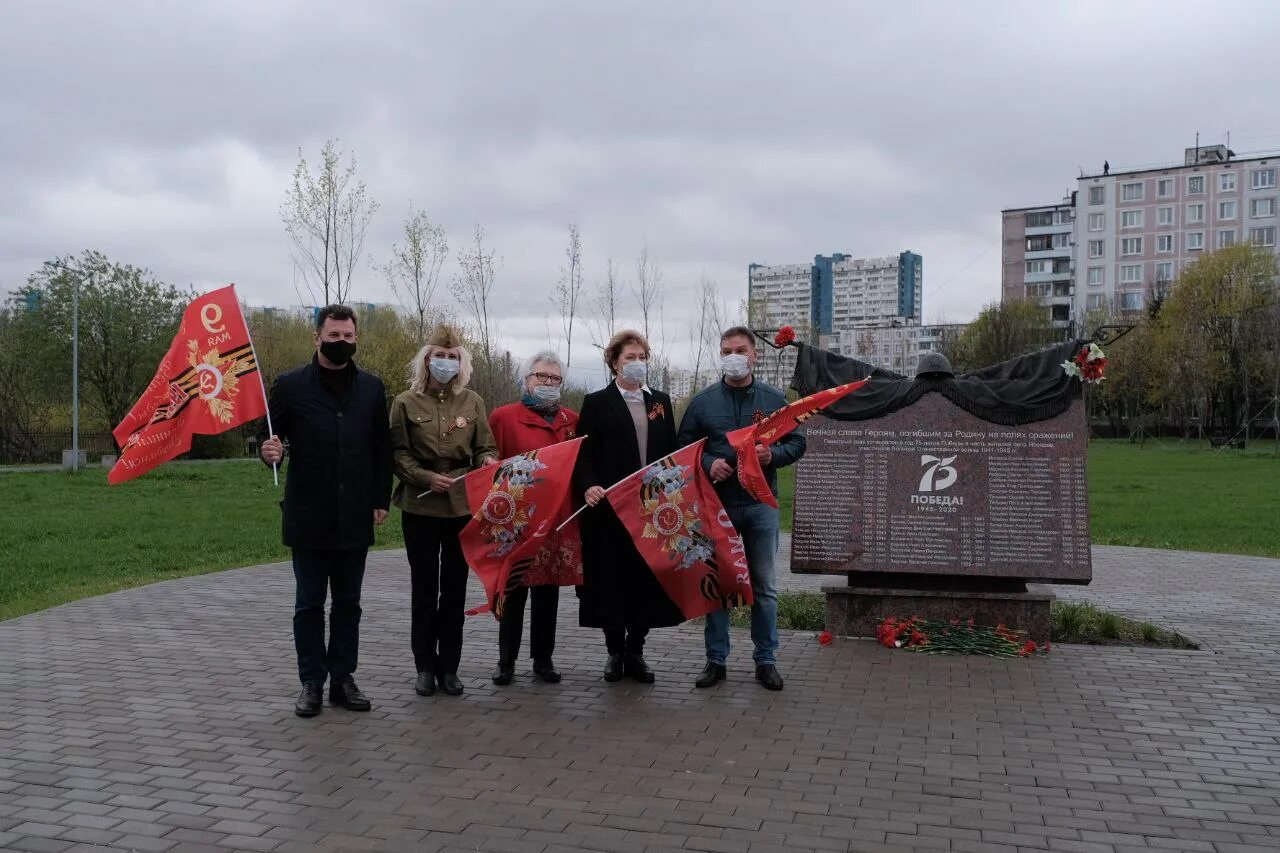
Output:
[605,439,752,621]
[726,378,869,508]
[108,285,267,484]
[459,437,585,618]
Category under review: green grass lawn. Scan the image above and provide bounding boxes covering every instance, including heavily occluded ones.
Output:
[0,461,405,621]
[2,439,1277,620]
[1085,439,1279,556]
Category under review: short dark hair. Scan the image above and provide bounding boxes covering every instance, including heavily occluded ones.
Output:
[316,304,357,331]
[720,326,756,349]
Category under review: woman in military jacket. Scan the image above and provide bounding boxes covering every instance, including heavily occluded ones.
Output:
[390,324,498,697]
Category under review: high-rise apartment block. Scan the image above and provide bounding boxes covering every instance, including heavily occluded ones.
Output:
[1003,143,1280,324]
[748,251,923,340]
[1001,199,1076,328]
[834,323,967,375]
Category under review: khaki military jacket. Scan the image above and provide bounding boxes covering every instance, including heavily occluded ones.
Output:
[390,387,498,518]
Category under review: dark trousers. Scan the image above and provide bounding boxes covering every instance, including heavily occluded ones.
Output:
[404,512,470,675]
[292,548,368,686]
[603,626,648,656]
[498,585,559,663]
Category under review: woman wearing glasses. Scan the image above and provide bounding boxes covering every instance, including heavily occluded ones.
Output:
[485,351,580,686]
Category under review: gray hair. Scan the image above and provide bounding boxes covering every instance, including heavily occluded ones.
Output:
[517,350,564,387]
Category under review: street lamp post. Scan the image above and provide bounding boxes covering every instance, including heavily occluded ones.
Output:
[71,272,79,470]
[51,260,82,471]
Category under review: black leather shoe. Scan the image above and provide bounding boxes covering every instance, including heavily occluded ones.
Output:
[492,661,515,686]
[755,664,784,691]
[532,659,561,683]
[329,678,372,711]
[295,683,323,717]
[436,673,464,695]
[414,671,435,696]
[603,653,626,682]
[695,663,727,688]
[625,654,655,684]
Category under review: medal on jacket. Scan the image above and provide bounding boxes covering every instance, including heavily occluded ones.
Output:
[647,402,665,421]
[445,415,472,436]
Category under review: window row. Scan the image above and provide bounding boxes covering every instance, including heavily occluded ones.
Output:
[1092,168,1276,204]
[1087,227,1276,258]
[1086,197,1275,231]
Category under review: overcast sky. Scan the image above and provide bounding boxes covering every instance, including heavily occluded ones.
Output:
[4,1,1280,379]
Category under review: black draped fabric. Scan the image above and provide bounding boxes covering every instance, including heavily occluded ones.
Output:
[791,339,1087,426]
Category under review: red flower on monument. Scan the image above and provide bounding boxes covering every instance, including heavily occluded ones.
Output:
[773,326,796,347]
[1062,342,1107,384]
[1018,640,1038,657]
[818,630,834,646]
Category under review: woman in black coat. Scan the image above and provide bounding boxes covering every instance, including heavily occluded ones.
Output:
[574,329,684,684]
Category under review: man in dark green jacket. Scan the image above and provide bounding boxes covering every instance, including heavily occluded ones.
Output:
[677,326,805,691]
[260,305,392,717]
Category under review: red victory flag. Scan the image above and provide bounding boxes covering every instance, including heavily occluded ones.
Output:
[726,378,869,508]
[605,439,752,621]
[108,285,267,485]
[459,437,585,617]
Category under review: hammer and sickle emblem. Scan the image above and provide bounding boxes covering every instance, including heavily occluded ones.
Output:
[201,303,226,334]
[195,363,224,399]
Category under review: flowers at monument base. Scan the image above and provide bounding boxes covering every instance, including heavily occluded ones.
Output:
[817,630,834,646]
[773,325,796,347]
[876,615,1049,657]
[1061,341,1107,384]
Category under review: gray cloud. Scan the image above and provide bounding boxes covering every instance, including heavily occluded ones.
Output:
[4,0,1280,376]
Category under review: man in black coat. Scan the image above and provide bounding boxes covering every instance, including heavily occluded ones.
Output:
[259,305,392,717]
[574,329,685,683]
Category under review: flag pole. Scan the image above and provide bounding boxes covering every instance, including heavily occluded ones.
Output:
[554,438,706,533]
[231,286,278,486]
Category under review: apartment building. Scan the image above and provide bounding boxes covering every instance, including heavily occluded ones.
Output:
[1001,198,1075,328]
[1075,145,1278,318]
[748,251,923,341]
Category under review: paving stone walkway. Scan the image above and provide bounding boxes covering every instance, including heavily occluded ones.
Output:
[2,543,1279,853]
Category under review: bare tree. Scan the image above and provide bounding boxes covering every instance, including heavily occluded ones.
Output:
[451,224,500,374]
[689,275,725,389]
[551,223,585,368]
[382,204,448,341]
[631,243,663,341]
[588,258,623,347]
[282,139,379,305]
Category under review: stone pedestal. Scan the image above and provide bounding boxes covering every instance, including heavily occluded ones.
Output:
[824,582,1055,644]
[61,450,87,470]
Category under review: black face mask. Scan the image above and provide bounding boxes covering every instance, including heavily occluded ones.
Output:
[319,340,356,366]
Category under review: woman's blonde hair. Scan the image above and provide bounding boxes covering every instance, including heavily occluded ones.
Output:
[407,343,473,394]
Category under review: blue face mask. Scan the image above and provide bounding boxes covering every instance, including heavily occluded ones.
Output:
[531,384,560,403]
[620,360,647,384]
[429,357,461,383]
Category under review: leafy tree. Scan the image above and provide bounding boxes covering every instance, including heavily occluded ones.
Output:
[1149,244,1278,438]
[946,298,1064,373]
[18,251,191,431]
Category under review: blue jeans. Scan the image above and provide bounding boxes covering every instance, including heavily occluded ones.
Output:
[704,503,779,666]
[292,548,368,685]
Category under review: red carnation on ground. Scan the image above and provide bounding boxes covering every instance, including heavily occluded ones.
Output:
[1018,640,1038,657]
[773,326,796,347]
[818,630,834,646]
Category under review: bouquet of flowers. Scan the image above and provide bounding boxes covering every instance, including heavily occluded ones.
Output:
[1061,342,1107,384]
[877,615,1047,657]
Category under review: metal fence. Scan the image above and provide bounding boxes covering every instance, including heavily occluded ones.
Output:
[0,431,118,465]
